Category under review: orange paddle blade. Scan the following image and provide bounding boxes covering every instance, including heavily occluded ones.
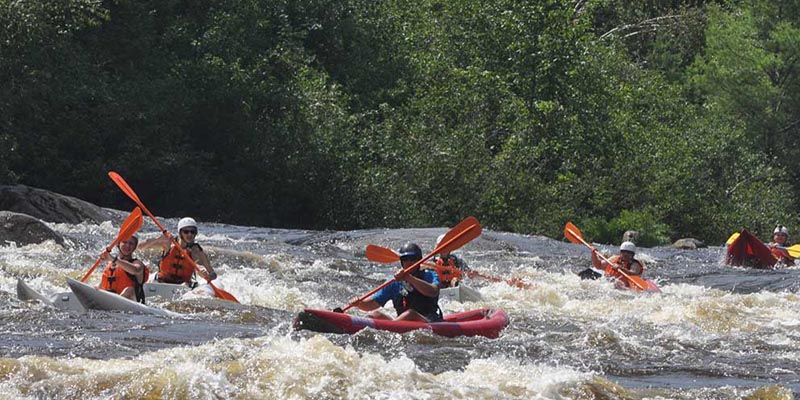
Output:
[108,171,143,205]
[564,221,585,245]
[80,207,143,283]
[118,207,144,243]
[365,244,400,263]
[434,217,482,256]
[208,283,238,302]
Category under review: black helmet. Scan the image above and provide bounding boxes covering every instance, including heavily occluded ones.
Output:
[398,243,422,261]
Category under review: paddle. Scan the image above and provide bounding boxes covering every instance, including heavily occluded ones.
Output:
[365,244,532,289]
[725,230,800,258]
[338,216,482,312]
[108,171,239,303]
[564,222,648,291]
[80,207,143,283]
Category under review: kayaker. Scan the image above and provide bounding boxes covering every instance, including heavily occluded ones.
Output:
[579,241,645,283]
[139,217,217,287]
[98,235,149,303]
[349,242,442,322]
[769,225,795,265]
[432,233,469,288]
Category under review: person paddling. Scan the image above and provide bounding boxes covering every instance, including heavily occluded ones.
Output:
[432,233,469,288]
[769,225,795,266]
[98,235,149,303]
[139,217,217,287]
[348,243,442,322]
[579,241,645,284]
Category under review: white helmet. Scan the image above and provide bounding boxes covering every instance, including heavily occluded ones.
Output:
[436,233,446,247]
[774,225,789,235]
[620,241,636,254]
[177,217,197,231]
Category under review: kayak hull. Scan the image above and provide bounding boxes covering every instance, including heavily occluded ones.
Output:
[293,308,508,339]
[439,285,482,302]
[726,229,777,269]
[66,278,178,317]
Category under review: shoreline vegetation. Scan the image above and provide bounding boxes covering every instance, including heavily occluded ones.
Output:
[2,1,798,246]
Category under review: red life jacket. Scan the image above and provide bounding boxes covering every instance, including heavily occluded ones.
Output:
[157,243,200,284]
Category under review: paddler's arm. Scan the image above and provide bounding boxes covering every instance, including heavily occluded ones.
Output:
[99,252,146,282]
[347,296,381,311]
[138,234,171,251]
[591,249,606,270]
[618,262,643,276]
[190,247,217,280]
[402,271,440,298]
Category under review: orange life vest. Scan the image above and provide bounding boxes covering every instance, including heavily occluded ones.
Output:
[157,244,200,284]
[607,255,645,278]
[100,259,149,302]
[435,256,463,288]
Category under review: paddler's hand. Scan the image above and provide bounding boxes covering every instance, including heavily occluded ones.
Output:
[394,269,409,281]
[99,251,113,262]
[347,297,361,307]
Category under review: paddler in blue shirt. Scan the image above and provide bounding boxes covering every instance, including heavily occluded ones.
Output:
[769,225,795,266]
[349,242,443,322]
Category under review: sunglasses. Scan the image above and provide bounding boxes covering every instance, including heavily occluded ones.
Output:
[180,229,197,235]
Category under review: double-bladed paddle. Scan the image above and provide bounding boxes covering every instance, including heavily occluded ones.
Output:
[80,207,143,283]
[365,244,532,289]
[564,222,649,291]
[338,216,482,312]
[108,171,239,303]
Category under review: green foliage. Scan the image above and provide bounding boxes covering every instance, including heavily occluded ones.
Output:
[580,209,670,247]
[1,0,797,245]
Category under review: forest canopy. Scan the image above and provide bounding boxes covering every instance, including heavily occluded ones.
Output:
[2,0,798,245]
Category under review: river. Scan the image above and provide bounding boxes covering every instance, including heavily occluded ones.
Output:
[0,217,797,399]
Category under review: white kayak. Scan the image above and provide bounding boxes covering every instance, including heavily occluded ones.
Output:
[17,278,84,312]
[143,281,190,301]
[66,278,179,317]
[439,284,482,303]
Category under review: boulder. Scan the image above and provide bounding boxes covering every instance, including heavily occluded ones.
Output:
[0,211,65,246]
[622,230,640,243]
[673,238,706,250]
[0,184,113,223]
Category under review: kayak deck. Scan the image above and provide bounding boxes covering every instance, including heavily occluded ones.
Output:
[293,308,508,338]
[17,278,85,311]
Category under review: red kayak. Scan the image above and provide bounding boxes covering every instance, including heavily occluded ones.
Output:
[293,308,508,339]
[726,229,777,269]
